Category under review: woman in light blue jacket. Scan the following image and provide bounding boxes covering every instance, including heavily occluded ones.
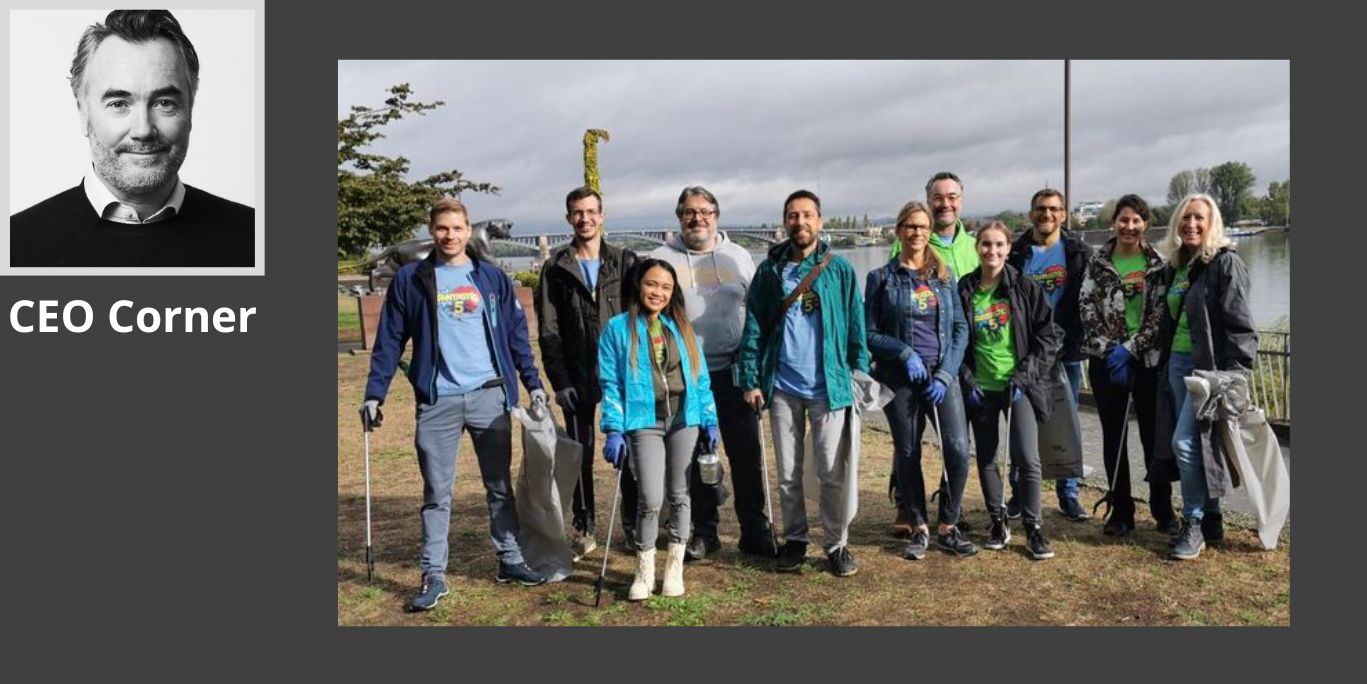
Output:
[599,258,719,601]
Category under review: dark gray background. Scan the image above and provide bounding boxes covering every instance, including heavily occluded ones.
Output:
[0,0,1342,676]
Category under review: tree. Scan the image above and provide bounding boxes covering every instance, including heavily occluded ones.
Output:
[1262,179,1291,226]
[582,129,610,194]
[1167,167,1212,205]
[1209,161,1256,223]
[1151,203,1174,229]
[337,84,499,258]
[995,210,1029,234]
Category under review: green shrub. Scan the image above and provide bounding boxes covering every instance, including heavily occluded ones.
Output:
[513,270,540,289]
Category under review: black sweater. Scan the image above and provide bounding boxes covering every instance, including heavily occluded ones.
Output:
[10,182,254,267]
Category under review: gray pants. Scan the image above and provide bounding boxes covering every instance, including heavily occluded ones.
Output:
[769,389,850,553]
[414,386,523,576]
[627,422,698,551]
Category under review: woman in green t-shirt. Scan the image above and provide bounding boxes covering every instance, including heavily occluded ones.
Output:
[957,222,1064,560]
[1078,194,1177,537]
[1155,194,1257,560]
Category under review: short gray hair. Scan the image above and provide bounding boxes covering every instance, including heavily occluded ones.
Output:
[69,10,200,103]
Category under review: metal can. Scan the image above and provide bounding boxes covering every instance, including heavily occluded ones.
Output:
[697,450,721,485]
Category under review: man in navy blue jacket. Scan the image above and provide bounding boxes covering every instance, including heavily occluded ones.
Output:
[363,198,549,612]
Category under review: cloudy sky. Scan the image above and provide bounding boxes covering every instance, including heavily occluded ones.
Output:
[337,60,1289,233]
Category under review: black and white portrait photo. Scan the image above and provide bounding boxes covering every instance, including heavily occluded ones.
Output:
[5,8,260,273]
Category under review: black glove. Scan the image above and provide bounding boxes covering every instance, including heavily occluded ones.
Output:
[555,387,579,413]
[361,399,383,430]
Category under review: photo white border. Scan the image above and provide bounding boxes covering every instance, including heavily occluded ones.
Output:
[2,2,265,275]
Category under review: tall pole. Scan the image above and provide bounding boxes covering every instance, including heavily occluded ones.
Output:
[1064,60,1072,224]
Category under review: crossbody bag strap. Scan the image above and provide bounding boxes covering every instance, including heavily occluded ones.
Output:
[764,251,836,339]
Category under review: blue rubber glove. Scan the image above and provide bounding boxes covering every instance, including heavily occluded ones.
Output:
[923,378,948,406]
[1012,387,1023,404]
[603,432,626,469]
[700,425,721,452]
[904,353,928,384]
[965,385,985,413]
[1106,345,1133,386]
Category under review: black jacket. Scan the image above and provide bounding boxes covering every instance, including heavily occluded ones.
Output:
[1153,246,1258,483]
[1158,246,1257,373]
[1007,228,1092,363]
[534,240,638,403]
[957,264,1064,423]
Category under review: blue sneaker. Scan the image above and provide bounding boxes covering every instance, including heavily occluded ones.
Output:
[407,574,448,612]
[496,561,547,586]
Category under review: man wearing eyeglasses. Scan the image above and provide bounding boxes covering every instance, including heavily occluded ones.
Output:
[535,186,640,558]
[891,171,980,279]
[649,186,778,562]
[1005,188,1094,522]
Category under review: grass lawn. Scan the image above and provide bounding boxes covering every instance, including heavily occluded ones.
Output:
[337,344,1290,626]
[338,295,361,344]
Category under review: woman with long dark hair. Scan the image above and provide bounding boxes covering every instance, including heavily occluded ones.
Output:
[958,221,1063,560]
[1079,194,1177,536]
[866,201,975,559]
[598,258,720,599]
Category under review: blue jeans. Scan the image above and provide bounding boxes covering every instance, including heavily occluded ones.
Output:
[415,387,524,576]
[1009,361,1083,502]
[1167,352,1220,521]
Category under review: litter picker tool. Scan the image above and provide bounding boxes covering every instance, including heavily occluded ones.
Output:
[754,406,780,556]
[595,446,628,608]
[359,405,382,582]
[1093,390,1134,520]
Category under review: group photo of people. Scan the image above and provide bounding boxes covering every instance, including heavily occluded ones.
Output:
[343,176,1288,624]
[337,60,1289,626]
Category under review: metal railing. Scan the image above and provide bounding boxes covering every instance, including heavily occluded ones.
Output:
[1253,331,1290,423]
[1077,329,1291,424]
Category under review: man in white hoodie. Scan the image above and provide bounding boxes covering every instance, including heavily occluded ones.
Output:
[649,186,779,560]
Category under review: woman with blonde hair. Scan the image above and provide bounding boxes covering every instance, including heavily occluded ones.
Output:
[599,258,720,598]
[866,201,975,559]
[1155,194,1256,560]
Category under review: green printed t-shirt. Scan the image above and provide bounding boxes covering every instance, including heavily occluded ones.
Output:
[1167,265,1192,353]
[971,287,1016,391]
[1112,253,1147,337]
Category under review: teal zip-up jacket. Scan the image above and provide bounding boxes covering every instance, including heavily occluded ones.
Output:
[737,239,870,411]
[598,312,719,434]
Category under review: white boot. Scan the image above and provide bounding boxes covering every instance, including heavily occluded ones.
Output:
[661,542,686,597]
[628,549,656,601]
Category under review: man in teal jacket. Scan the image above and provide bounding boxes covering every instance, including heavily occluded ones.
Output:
[737,190,870,577]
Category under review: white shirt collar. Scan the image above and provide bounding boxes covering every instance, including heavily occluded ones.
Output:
[83,169,186,225]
